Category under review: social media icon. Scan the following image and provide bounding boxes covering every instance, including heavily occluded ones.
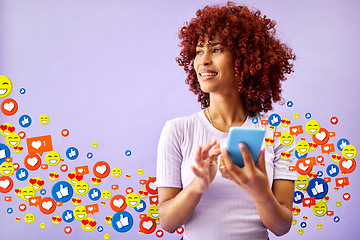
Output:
[0,143,11,165]
[134,199,147,213]
[20,88,26,94]
[125,150,131,156]
[7,207,13,214]
[112,211,133,233]
[334,216,340,223]
[88,188,101,201]
[305,112,311,119]
[40,189,46,195]
[252,117,258,124]
[87,152,93,159]
[300,222,307,228]
[97,226,103,232]
[19,114,32,128]
[287,101,293,107]
[66,147,79,160]
[0,76,13,98]
[337,138,349,151]
[307,178,328,199]
[326,164,339,177]
[52,181,73,203]
[62,210,74,223]
[317,171,323,177]
[1,98,18,116]
[268,114,281,127]
[39,197,57,214]
[26,135,53,156]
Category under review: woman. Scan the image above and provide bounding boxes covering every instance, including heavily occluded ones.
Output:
[156,2,296,239]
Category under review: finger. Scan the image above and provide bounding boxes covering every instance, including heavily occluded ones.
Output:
[202,139,218,159]
[256,147,267,174]
[195,145,204,168]
[219,155,231,179]
[221,148,244,183]
[238,143,256,171]
[191,165,202,178]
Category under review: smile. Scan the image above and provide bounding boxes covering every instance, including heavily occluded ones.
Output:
[129,201,138,205]
[297,184,306,188]
[316,210,324,215]
[283,140,290,144]
[299,148,307,153]
[3,170,11,174]
[309,128,317,133]
[9,141,18,145]
[200,72,217,76]
[77,214,85,219]
[49,159,58,164]
[84,226,92,230]
[78,189,86,193]
[0,89,8,95]
[151,213,159,218]
[345,153,354,158]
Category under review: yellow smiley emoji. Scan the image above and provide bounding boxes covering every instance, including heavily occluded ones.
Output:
[46,151,61,166]
[281,118,291,128]
[29,177,45,191]
[0,162,14,176]
[312,201,327,217]
[280,132,293,146]
[101,190,112,201]
[21,186,36,201]
[81,217,97,232]
[0,75,12,98]
[342,144,357,159]
[126,192,140,208]
[74,206,88,221]
[74,180,89,196]
[5,132,21,148]
[295,175,309,190]
[111,167,122,178]
[51,215,62,225]
[39,114,50,125]
[24,213,35,224]
[148,205,159,220]
[0,123,14,137]
[296,139,310,155]
[305,120,320,135]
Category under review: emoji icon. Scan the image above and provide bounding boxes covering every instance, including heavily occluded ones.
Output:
[312,128,329,145]
[134,199,147,213]
[286,101,293,107]
[0,123,15,137]
[309,142,318,151]
[15,188,22,197]
[74,206,88,220]
[312,201,327,217]
[252,118,258,124]
[24,213,35,224]
[264,137,274,146]
[39,197,57,214]
[280,132,293,146]
[326,164,339,177]
[139,189,148,199]
[60,164,68,172]
[20,186,35,201]
[104,234,110,239]
[0,162,14,176]
[62,210,75,223]
[1,98,18,116]
[29,177,45,191]
[316,223,323,229]
[321,143,335,154]
[296,139,310,155]
[72,197,82,206]
[61,129,69,137]
[93,161,110,178]
[148,205,159,220]
[68,172,83,185]
[45,151,61,166]
[105,216,112,225]
[49,172,59,181]
[268,114,281,127]
[343,193,351,201]
[280,118,291,128]
[81,217,97,232]
[91,177,102,186]
[342,144,357,159]
[125,150,131,156]
[294,113,300,119]
[295,175,309,190]
[19,114,32,128]
[66,147,79,160]
[0,76,12,98]
[40,223,46,229]
[51,181,73,203]
[110,195,127,212]
[92,142,98,148]
[126,192,140,208]
[300,222,307,228]
[112,167,122,178]
[13,145,23,154]
[305,120,320,135]
[292,206,301,216]
[293,191,304,204]
[5,132,21,148]
[88,188,101,201]
[339,158,356,173]
[139,216,156,234]
[331,154,341,163]
[16,217,20,222]
[292,219,297,225]
[307,178,328,199]
[74,180,89,196]
[52,216,62,225]
[39,115,50,125]
[112,211,133,232]
[24,153,42,171]
[305,112,311,119]
[101,190,112,200]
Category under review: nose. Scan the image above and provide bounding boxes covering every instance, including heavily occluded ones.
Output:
[199,50,212,66]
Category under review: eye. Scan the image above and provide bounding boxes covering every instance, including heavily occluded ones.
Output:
[213,48,221,53]
[128,197,132,200]
[2,82,9,85]
[48,155,52,158]
[195,50,203,56]
[82,185,86,187]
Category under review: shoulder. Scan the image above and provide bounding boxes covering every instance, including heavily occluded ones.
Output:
[163,111,202,132]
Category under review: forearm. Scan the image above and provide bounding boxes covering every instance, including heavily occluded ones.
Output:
[253,189,293,236]
[159,178,204,233]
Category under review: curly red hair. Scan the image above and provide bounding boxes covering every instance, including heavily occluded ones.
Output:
[176,2,296,114]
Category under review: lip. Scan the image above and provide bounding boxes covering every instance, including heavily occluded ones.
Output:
[198,69,218,79]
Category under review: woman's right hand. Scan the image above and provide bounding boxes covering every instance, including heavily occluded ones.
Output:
[191,139,221,193]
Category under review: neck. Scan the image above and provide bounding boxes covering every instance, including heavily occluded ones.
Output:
[207,92,248,132]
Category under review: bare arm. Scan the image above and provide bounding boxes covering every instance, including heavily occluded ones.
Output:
[158,139,221,233]
[219,143,294,236]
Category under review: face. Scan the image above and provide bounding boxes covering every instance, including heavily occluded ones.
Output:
[280,132,293,146]
[74,180,89,195]
[194,35,236,95]
[0,75,12,98]
[74,206,88,220]
[6,132,21,147]
[46,151,61,166]
[0,162,14,176]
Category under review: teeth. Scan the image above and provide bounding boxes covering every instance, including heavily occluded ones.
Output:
[297,184,306,188]
[200,72,217,76]
[283,140,290,144]
[77,214,85,219]
[309,129,317,133]
[103,196,109,199]
[32,185,39,189]
[49,159,57,164]
[3,131,9,136]
[129,201,137,205]
[78,189,86,193]
[84,226,91,230]
[41,121,47,123]
[299,148,307,153]
[316,211,324,215]
[3,170,11,174]
[114,173,119,176]
[71,180,77,184]
[345,153,354,158]
[25,195,32,199]
[151,213,159,218]
[0,89,7,95]
[9,141,18,145]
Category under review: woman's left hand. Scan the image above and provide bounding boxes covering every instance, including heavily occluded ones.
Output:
[219,143,271,201]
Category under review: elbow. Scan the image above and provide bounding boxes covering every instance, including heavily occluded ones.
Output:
[272,222,292,237]
[159,218,177,233]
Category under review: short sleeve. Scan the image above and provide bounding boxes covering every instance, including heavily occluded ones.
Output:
[273,125,297,181]
[156,121,183,188]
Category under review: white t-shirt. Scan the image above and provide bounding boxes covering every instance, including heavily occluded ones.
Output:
[156,110,296,240]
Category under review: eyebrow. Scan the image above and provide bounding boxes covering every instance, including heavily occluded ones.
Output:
[196,42,221,48]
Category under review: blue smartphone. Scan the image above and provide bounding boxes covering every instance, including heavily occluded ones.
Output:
[227,127,265,168]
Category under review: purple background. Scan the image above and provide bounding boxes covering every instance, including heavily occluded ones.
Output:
[0,0,359,239]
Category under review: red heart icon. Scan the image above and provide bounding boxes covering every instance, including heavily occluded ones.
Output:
[14,146,18,150]
[286,153,290,157]
[336,156,341,160]
[265,138,269,142]
[37,180,44,186]
[270,139,274,143]
[19,147,23,150]
[8,126,15,132]
[281,119,285,123]
[96,179,101,183]
[82,220,89,226]
[52,217,57,221]
[55,174,59,178]
[49,173,54,177]
[281,152,285,156]
[72,198,76,202]
[89,221,96,227]
[105,217,110,221]
[77,199,81,203]
[68,173,75,179]
[29,178,37,185]
[0,125,7,131]
[15,189,20,193]
[286,120,290,124]
[76,175,83,181]
[144,192,148,196]
[332,154,336,158]
[57,218,62,222]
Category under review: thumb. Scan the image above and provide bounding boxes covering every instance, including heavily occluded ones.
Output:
[60,184,63,189]
[257,147,266,173]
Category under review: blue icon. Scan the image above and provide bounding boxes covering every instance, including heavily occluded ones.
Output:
[97,226,103,232]
[0,143,11,165]
[295,150,307,159]
[62,210,74,223]
[305,113,311,119]
[300,222,307,228]
[316,171,323,177]
[337,138,350,151]
[268,114,281,127]
[7,208,13,214]
[87,152,93,159]
[51,181,73,203]
[307,178,328,199]
[20,88,26,94]
[252,117,258,124]
[40,189,46,195]
[19,115,32,128]
[88,188,101,201]
[326,164,339,177]
[112,211,133,233]
[334,216,340,223]
[134,200,146,212]
[66,147,79,160]
[287,101,293,107]
[16,168,29,181]
[125,150,131,156]
[293,191,304,204]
